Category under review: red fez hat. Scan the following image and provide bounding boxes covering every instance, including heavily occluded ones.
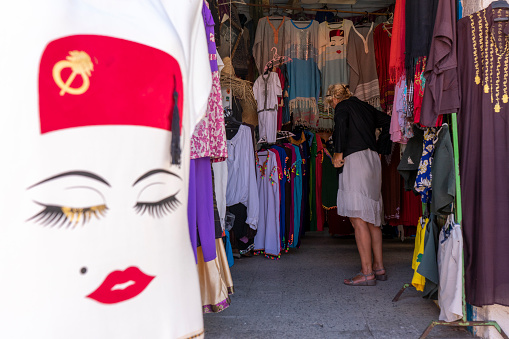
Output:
[39,35,183,164]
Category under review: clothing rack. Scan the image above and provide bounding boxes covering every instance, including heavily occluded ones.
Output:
[235,2,389,16]
[390,116,508,338]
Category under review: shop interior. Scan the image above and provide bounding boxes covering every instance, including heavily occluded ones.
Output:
[195,0,509,338]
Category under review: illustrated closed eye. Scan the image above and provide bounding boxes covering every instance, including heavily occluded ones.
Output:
[134,192,181,218]
[28,202,108,228]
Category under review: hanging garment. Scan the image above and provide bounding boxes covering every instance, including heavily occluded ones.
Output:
[315,136,325,231]
[309,133,318,232]
[389,0,406,82]
[0,1,212,337]
[275,67,286,130]
[417,214,441,299]
[321,145,339,210]
[438,220,463,322]
[374,22,395,114]
[405,0,439,83]
[318,20,354,102]
[412,57,427,125]
[271,145,289,248]
[198,239,234,313]
[253,16,287,74]
[347,23,381,108]
[392,189,423,227]
[253,72,282,143]
[212,161,228,231]
[289,144,303,248]
[284,19,321,127]
[253,151,281,257]
[191,1,228,160]
[419,0,460,127]
[430,124,455,215]
[226,125,259,229]
[188,157,217,263]
[282,144,294,250]
[412,217,428,292]
[414,128,437,203]
[390,76,408,144]
[278,64,291,125]
[381,144,402,222]
[457,5,509,306]
[317,98,334,131]
[397,125,425,192]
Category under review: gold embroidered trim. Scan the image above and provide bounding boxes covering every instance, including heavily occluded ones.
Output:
[470,8,509,113]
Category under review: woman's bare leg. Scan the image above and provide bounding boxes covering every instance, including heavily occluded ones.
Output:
[345,217,375,283]
[368,223,384,272]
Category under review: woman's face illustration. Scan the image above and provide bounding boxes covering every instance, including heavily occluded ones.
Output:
[1,126,199,337]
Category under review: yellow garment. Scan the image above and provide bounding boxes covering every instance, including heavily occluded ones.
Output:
[412,217,428,291]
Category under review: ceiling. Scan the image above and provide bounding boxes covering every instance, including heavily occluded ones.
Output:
[241,0,395,17]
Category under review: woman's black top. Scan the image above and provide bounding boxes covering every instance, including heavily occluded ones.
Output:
[333,96,392,158]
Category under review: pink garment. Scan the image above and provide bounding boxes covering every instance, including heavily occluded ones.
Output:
[191,71,228,160]
[390,77,407,144]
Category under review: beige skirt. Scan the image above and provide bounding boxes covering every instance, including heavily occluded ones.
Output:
[336,149,384,226]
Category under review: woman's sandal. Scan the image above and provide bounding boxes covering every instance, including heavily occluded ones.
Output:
[344,272,376,286]
[374,268,388,281]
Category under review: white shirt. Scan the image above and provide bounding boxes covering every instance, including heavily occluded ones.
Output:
[226,125,259,229]
[253,72,282,113]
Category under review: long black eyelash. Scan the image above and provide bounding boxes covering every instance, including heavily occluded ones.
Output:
[28,205,68,228]
[134,193,181,218]
[28,203,108,228]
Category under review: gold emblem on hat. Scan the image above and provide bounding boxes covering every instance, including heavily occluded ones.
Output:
[53,51,94,96]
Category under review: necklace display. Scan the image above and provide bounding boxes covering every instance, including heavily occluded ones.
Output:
[470,8,509,113]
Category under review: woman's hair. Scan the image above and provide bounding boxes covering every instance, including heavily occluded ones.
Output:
[326,84,352,106]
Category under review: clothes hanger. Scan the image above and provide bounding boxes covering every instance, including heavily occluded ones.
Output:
[492,1,509,21]
[270,5,285,18]
[331,10,342,23]
[295,8,309,21]
[355,12,372,27]
[263,47,292,74]
[492,0,509,9]
[384,12,393,25]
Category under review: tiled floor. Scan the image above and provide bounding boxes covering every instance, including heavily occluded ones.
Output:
[204,230,472,338]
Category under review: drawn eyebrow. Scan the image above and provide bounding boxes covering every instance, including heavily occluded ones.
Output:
[133,169,181,186]
[28,171,110,189]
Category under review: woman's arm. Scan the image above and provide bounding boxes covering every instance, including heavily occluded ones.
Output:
[332,105,349,156]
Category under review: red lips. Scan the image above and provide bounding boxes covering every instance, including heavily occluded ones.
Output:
[87,266,155,304]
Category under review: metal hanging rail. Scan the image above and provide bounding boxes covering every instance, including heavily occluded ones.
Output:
[236,2,389,16]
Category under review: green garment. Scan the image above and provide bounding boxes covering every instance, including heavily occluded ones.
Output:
[321,146,339,209]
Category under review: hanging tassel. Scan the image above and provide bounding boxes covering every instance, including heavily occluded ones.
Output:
[170,76,181,165]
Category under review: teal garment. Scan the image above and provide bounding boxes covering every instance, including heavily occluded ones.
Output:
[224,231,234,267]
[290,145,303,248]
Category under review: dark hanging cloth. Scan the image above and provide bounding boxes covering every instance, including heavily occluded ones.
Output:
[397,125,424,192]
[208,0,221,47]
[381,144,402,222]
[419,0,460,127]
[404,0,439,84]
[457,5,509,307]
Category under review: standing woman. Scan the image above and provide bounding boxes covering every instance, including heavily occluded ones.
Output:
[328,84,392,286]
